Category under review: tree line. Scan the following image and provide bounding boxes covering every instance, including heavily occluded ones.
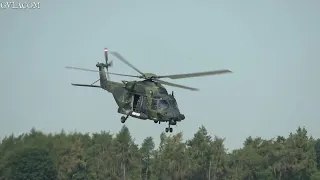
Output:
[0,125,320,180]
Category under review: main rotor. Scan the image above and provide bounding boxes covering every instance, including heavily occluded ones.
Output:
[66,48,232,91]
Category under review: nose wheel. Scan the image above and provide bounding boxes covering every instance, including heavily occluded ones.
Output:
[165,122,173,133]
[165,127,173,133]
[121,115,128,123]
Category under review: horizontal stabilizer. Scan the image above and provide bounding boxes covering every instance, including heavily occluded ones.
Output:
[71,83,100,88]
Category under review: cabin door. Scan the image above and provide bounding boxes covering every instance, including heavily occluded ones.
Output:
[132,95,148,114]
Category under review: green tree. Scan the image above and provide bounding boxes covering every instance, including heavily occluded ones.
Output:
[140,137,155,180]
[113,125,140,179]
[0,123,319,180]
[315,139,320,169]
[311,171,320,180]
[9,147,57,180]
[186,126,214,179]
[208,136,229,180]
[282,127,317,180]
[86,131,117,180]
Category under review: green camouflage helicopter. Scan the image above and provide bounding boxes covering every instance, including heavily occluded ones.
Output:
[66,48,232,133]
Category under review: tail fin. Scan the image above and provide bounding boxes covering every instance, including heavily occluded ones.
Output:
[96,48,113,88]
[96,63,108,88]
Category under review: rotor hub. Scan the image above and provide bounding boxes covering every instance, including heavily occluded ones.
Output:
[142,73,157,79]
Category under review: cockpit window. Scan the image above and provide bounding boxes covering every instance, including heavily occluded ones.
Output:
[158,100,169,109]
[151,98,169,110]
[169,100,178,108]
[158,87,168,94]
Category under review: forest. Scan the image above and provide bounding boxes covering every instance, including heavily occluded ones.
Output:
[0,125,320,180]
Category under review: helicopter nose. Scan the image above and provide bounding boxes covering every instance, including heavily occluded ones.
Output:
[163,112,173,120]
[164,110,184,121]
[175,113,185,121]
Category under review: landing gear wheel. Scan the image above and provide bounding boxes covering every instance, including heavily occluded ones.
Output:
[165,122,173,133]
[121,116,126,123]
[154,120,158,123]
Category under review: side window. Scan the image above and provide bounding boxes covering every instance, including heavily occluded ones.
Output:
[158,100,169,109]
[151,99,157,110]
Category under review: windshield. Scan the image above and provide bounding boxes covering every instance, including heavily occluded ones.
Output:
[158,100,169,109]
[158,87,168,94]
[169,99,178,108]
[151,99,169,110]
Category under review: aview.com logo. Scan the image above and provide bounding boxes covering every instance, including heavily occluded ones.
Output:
[0,2,40,9]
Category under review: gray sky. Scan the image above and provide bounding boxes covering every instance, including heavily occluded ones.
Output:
[0,0,319,150]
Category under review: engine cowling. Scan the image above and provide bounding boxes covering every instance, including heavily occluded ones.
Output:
[122,81,135,90]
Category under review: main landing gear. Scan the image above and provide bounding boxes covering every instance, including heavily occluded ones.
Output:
[154,120,173,133]
[165,120,177,133]
[121,115,129,123]
[165,121,173,133]
[165,126,173,133]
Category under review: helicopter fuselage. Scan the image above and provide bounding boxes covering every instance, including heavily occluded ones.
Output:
[102,79,185,124]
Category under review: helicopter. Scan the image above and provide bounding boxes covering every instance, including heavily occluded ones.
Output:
[66,48,232,133]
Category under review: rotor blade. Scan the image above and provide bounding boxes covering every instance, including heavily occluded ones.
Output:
[109,73,141,78]
[154,79,199,91]
[71,83,101,88]
[91,79,100,85]
[65,66,140,78]
[109,51,145,77]
[156,69,232,79]
[65,66,98,72]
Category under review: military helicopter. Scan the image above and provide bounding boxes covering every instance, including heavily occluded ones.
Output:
[66,48,232,133]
